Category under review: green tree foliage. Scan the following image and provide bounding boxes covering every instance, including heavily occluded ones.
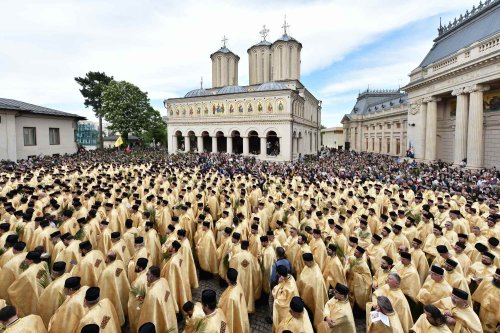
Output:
[75,71,114,149]
[141,113,168,146]
[101,80,162,144]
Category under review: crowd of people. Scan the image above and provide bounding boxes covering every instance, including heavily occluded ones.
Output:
[0,147,498,333]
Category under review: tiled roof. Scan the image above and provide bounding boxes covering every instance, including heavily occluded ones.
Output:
[420,1,500,67]
[0,98,85,119]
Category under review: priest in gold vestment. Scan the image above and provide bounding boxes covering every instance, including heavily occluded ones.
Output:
[73,240,106,287]
[275,296,314,333]
[74,287,121,333]
[433,288,482,333]
[196,222,218,276]
[0,305,47,333]
[160,240,191,312]
[346,246,372,310]
[228,240,262,313]
[8,251,47,317]
[322,243,347,290]
[199,288,228,332]
[317,283,356,333]
[48,277,89,333]
[366,296,404,333]
[138,266,178,333]
[218,268,250,333]
[181,301,205,333]
[410,304,452,333]
[416,265,452,305]
[471,269,500,333]
[272,265,299,330]
[366,273,413,333]
[296,252,328,327]
[36,261,70,327]
[98,251,130,327]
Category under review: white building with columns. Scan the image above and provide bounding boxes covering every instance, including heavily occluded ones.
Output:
[341,89,408,156]
[164,24,321,161]
[405,0,500,168]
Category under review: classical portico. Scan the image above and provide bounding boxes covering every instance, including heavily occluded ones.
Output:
[170,127,292,159]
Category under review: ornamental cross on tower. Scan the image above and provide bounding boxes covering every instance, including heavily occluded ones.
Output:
[221,35,228,48]
[282,15,290,35]
[259,25,269,41]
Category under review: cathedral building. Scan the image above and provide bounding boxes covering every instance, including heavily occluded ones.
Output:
[343,0,500,168]
[164,23,321,161]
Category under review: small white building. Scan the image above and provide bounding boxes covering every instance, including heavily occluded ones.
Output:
[0,98,85,161]
[321,127,345,149]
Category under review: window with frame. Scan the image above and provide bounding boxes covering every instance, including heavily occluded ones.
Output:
[49,128,60,145]
[23,127,37,146]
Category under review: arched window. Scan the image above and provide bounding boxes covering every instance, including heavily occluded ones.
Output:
[266,131,280,156]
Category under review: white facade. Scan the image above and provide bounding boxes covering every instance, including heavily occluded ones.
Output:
[0,100,83,161]
[341,90,408,156]
[165,27,320,161]
[321,127,345,149]
[405,1,500,168]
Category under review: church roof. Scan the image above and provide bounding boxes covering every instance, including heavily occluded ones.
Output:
[184,88,212,98]
[252,40,272,47]
[420,0,500,67]
[274,33,302,47]
[349,89,407,115]
[210,46,240,59]
[217,86,248,94]
[0,98,85,119]
[255,82,289,92]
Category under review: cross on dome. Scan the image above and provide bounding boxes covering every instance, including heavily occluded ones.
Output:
[282,15,290,35]
[259,25,269,41]
[221,35,228,48]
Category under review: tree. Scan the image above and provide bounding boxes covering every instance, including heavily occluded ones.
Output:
[100,80,159,144]
[75,71,114,149]
[141,112,168,146]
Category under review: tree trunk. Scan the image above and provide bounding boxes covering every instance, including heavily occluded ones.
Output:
[98,116,104,149]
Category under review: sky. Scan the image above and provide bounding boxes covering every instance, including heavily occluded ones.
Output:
[0,0,478,127]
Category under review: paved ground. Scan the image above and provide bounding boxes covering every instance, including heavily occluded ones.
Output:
[125,273,367,332]
[180,275,367,332]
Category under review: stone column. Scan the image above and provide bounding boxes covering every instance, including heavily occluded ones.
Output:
[424,97,440,161]
[184,136,190,152]
[260,137,267,157]
[418,100,428,159]
[350,126,356,151]
[357,124,362,151]
[212,136,217,153]
[388,122,393,155]
[400,134,405,157]
[197,136,203,153]
[172,135,178,153]
[242,137,249,156]
[452,88,469,165]
[226,136,233,154]
[466,84,489,168]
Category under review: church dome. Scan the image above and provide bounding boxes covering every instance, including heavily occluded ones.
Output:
[217,85,247,94]
[275,33,298,43]
[184,88,211,98]
[255,82,288,92]
[249,40,272,49]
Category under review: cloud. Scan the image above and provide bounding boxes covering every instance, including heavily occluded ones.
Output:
[0,0,476,123]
